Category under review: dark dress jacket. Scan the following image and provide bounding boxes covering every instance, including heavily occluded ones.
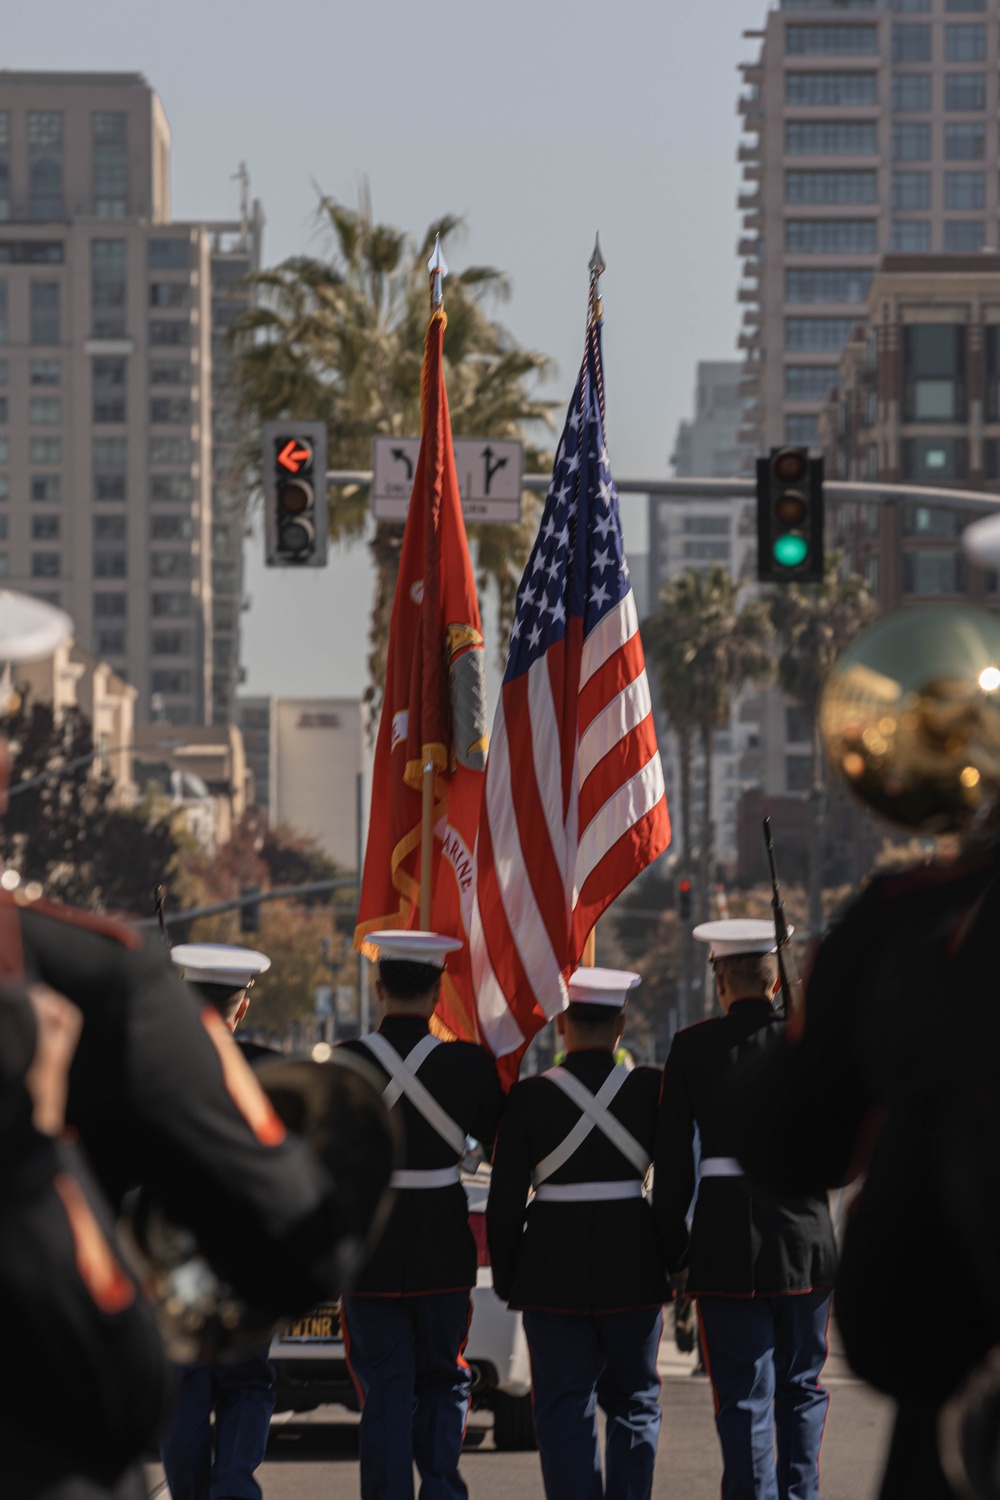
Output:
[339,1014,504,1296]
[654,998,837,1298]
[486,1050,667,1313]
[728,848,1000,1407]
[8,894,350,1317]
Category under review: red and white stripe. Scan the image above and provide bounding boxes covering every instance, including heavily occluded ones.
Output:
[471,589,669,1070]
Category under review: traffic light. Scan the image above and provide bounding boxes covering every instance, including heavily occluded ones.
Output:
[261,420,328,567]
[240,886,261,935]
[677,877,694,921]
[756,447,824,584]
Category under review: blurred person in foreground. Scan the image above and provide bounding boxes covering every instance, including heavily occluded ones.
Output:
[158,943,277,1500]
[728,570,1000,1500]
[488,967,666,1500]
[655,920,837,1500]
[338,930,504,1500]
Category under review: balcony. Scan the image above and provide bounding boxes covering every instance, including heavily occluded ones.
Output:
[738,143,761,164]
[742,164,762,183]
[741,259,762,280]
[738,192,761,212]
[738,329,762,350]
[737,283,761,304]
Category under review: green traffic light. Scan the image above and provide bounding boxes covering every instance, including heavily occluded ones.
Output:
[773,533,808,568]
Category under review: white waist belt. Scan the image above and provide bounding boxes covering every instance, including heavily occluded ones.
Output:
[391,1166,462,1190]
[700,1157,744,1178]
[534,1180,644,1203]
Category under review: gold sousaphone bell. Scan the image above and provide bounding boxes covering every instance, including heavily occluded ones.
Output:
[821,604,1000,834]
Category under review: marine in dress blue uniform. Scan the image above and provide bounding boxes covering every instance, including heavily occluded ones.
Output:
[338,931,504,1500]
[487,967,667,1500]
[654,921,837,1500]
[159,943,278,1500]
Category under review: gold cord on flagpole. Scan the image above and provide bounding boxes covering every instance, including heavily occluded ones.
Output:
[419,754,435,930]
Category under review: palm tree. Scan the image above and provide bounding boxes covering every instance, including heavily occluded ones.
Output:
[227,194,556,714]
[768,553,874,935]
[646,567,774,921]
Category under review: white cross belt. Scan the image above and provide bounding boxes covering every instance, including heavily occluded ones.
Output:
[533,1180,644,1203]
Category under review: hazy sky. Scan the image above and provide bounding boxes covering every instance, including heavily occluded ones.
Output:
[8,0,762,704]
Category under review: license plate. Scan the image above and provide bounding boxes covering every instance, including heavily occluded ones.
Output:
[278,1304,341,1343]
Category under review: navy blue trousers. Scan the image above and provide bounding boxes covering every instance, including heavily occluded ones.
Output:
[160,1353,276,1500]
[342,1291,472,1500]
[697,1291,831,1500]
[522,1306,663,1500]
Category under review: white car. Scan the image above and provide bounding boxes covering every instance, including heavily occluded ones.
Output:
[269,1168,536,1451]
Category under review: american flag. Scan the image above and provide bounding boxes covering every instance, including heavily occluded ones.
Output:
[470,315,671,1079]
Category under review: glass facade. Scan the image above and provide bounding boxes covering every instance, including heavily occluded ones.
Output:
[28,113,63,220]
[91,240,127,338]
[93,113,127,218]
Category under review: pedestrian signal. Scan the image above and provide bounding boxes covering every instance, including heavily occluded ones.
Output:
[677,877,694,921]
[262,420,328,567]
[756,447,824,584]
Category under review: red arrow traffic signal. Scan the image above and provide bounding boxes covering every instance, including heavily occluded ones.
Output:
[277,439,313,474]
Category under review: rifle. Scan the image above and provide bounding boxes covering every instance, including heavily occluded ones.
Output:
[763,817,797,1018]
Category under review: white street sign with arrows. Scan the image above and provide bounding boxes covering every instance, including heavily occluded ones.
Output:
[371,436,523,524]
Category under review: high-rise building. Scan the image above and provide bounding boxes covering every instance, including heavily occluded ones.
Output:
[738,0,1000,459]
[0,71,262,726]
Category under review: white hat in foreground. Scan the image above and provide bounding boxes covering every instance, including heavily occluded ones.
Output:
[171,943,271,988]
[568,966,642,1008]
[963,513,1000,570]
[693,919,788,959]
[0,591,73,663]
[367,930,463,969]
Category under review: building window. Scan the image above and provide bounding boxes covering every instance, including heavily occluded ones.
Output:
[92,357,126,423]
[892,24,932,62]
[151,592,193,618]
[785,219,877,254]
[150,362,192,386]
[945,73,986,111]
[785,415,821,446]
[94,592,126,619]
[0,282,6,345]
[985,327,1000,419]
[29,437,60,464]
[786,756,815,793]
[150,475,194,503]
[150,552,192,580]
[30,359,60,385]
[944,171,985,209]
[891,220,931,250]
[0,113,9,223]
[30,283,60,345]
[786,705,813,743]
[785,365,839,402]
[902,504,962,539]
[892,171,931,209]
[892,73,931,111]
[94,515,126,577]
[892,0,930,9]
[149,321,191,347]
[785,317,856,355]
[31,475,61,502]
[682,516,730,536]
[148,240,191,271]
[947,0,985,9]
[785,267,873,303]
[31,553,60,578]
[92,113,127,218]
[150,436,193,466]
[0,399,6,424]
[0,360,5,384]
[0,242,63,266]
[682,541,730,561]
[785,121,878,155]
[150,515,194,541]
[0,478,7,502]
[149,281,191,309]
[91,241,126,339]
[0,518,8,540]
[903,325,966,420]
[96,628,126,658]
[784,170,877,204]
[0,437,8,464]
[28,112,64,221]
[150,396,192,425]
[93,437,126,500]
[31,516,60,541]
[945,122,986,159]
[945,24,987,61]
[786,26,878,56]
[152,669,193,695]
[784,72,877,106]
[29,397,60,425]
[152,630,190,656]
[902,436,968,481]
[892,123,932,160]
[902,549,967,595]
[944,220,985,250]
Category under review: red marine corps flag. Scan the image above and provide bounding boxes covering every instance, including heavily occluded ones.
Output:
[355,244,488,1043]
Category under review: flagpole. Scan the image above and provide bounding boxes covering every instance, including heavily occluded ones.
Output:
[419,235,449,930]
[581,234,606,970]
